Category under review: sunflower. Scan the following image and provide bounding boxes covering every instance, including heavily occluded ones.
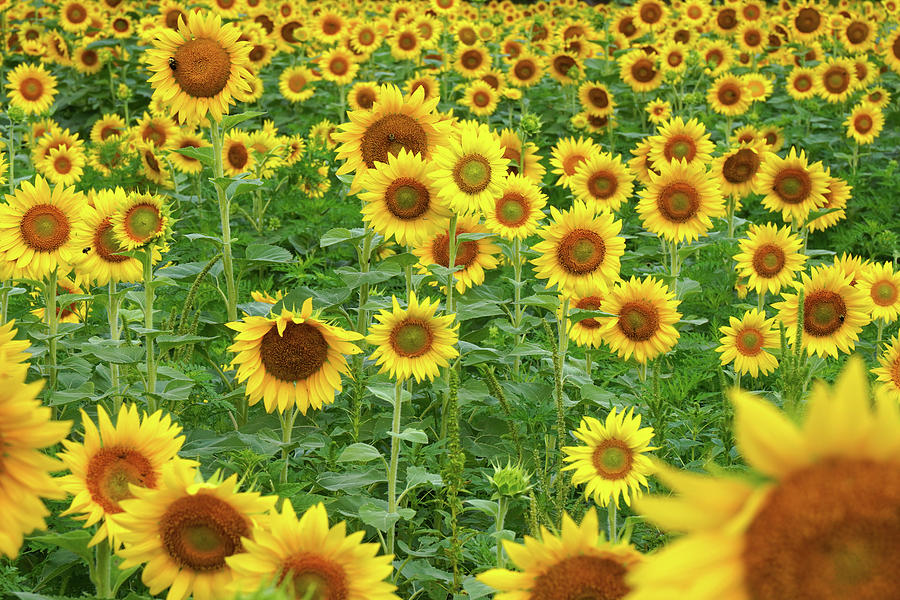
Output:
[114,460,275,600]
[884,28,900,74]
[228,500,397,599]
[134,112,177,150]
[0,176,84,280]
[222,130,255,176]
[478,509,643,599]
[58,404,186,547]
[619,51,662,93]
[628,358,900,600]
[459,81,499,117]
[599,276,681,364]
[430,121,507,216]
[716,309,779,378]
[570,152,634,214]
[334,84,450,192]
[774,264,872,358]
[711,141,768,199]
[507,52,544,87]
[547,52,581,85]
[838,15,873,52]
[659,42,688,74]
[277,65,316,103]
[702,41,734,76]
[550,136,598,189]
[358,149,449,247]
[59,0,93,33]
[645,98,671,124]
[564,290,608,348]
[169,130,208,175]
[496,128,545,182]
[483,174,547,240]
[110,192,169,251]
[315,10,345,41]
[72,45,105,75]
[733,223,806,296]
[137,143,171,187]
[6,63,57,115]
[860,261,900,323]
[227,299,363,414]
[390,25,422,61]
[647,117,714,168]
[791,1,826,40]
[807,170,850,233]
[707,73,751,116]
[405,74,440,103]
[757,124,785,153]
[815,58,857,103]
[874,336,900,401]
[349,22,382,55]
[0,339,70,558]
[412,215,501,294]
[737,23,767,54]
[345,81,378,111]
[628,138,660,186]
[637,159,725,244]
[319,47,359,86]
[35,143,86,187]
[367,292,458,383]
[786,66,817,100]
[756,147,829,223]
[742,72,773,101]
[845,102,883,145]
[531,201,625,297]
[145,11,253,125]
[30,274,85,324]
[90,114,126,143]
[578,80,615,118]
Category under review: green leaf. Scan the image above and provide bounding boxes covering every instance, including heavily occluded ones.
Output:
[225,177,264,201]
[389,428,428,444]
[464,498,499,518]
[173,145,214,167]
[246,243,293,263]
[357,502,415,532]
[30,530,93,564]
[568,309,614,323]
[221,110,266,132]
[455,231,496,242]
[156,335,216,352]
[320,227,367,248]
[406,465,442,489]
[337,443,383,463]
[317,469,386,491]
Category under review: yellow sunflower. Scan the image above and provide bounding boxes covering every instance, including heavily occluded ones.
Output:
[531,201,625,297]
[30,275,86,324]
[35,143,85,187]
[478,510,643,599]
[405,74,440,104]
[873,336,900,401]
[6,63,58,115]
[278,65,317,103]
[455,44,491,78]
[366,292,459,383]
[637,159,725,244]
[459,81,499,117]
[716,309,780,377]
[629,358,900,600]
[647,117,715,168]
[169,130,209,175]
[599,276,682,364]
[430,121,507,216]
[90,114,126,143]
[756,147,829,223]
[578,81,615,118]
[507,52,544,88]
[145,10,254,125]
[711,141,768,199]
[707,73,752,116]
[619,50,662,93]
[786,66,817,101]
[549,136,599,189]
[860,261,900,323]
[0,176,84,280]
[114,460,276,600]
[348,80,379,111]
[845,102,883,145]
[483,174,547,240]
[358,148,450,247]
[227,299,363,414]
[110,192,170,251]
[570,152,635,214]
[58,404,187,547]
[563,408,657,508]
[412,215,501,294]
[733,223,807,296]
[228,501,398,600]
[319,47,359,86]
[645,98,672,124]
[815,58,857,103]
[884,28,900,74]
[137,142,172,187]
[807,170,850,233]
[495,128,545,182]
[773,264,873,358]
[742,72,774,102]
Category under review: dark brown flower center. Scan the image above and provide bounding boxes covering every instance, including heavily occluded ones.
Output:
[514,60,536,81]
[432,230,478,268]
[751,244,786,278]
[773,168,812,204]
[384,177,430,220]
[823,67,850,94]
[723,149,760,183]
[20,76,44,101]
[94,219,130,263]
[617,300,660,341]
[279,553,348,600]
[575,295,604,329]
[631,58,656,83]
[717,82,742,106]
[854,115,873,134]
[657,183,700,223]
[160,493,250,572]
[804,290,847,337]
[259,322,329,382]
[360,114,428,169]
[172,37,232,98]
[795,7,821,33]
[530,554,631,600]
[227,143,249,169]
[587,170,619,200]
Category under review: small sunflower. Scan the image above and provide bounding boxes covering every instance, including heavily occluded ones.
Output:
[455,44,491,78]
[90,114,126,143]
[707,73,752,116]
[860,261,900,323]
[619,50,662,93]
[507,52,544,88]
[786,66,817,101]
[31,275,86,324]
[412,215,501,294]
[815,58,857,103]
[430,121,507,216]
[647,117,715,168]
[169,130,209,175]
[570,152,635,214]
[110,192,170,251]
[459,81,499,117]
[873,336,900,401]
[716,309,780,377]
[599,276,682,364]
[137,143,172,187]
[714,141,767,201]
[227,299,363,414]
[549,136,599,189]
[366,292,459,383]
[278,65,317,103]
[319,47,359,86]
[807,170,850,233]
[844,102,883,145]
[35,143,86,187]
[579,81,615,117]
[348,80,379,111]
[756,147,829,223]
[565,290,607,348]
[483,174,547,240]
[6,63,57,115]
[734,223,807,296]
[495,128,545,182]
[222,130,255,176]
[645,98,672,124]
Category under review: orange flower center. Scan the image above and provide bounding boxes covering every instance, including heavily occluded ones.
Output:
[735,327,765,355]
[871,281,898,307]
[587,170,619,200]
[86,446,156,513]
[803,290,847,337]
[752,244,786,278]
[384,177,430,220]
[617,300,660,341]
[20,76,44,101]
[94,219,129,263]
[389,318,434,358]
[773,168,812,204]
[557,229,606,275]
[657,182,700,223]
[495,192,530,228]
[453,154,492,194]
[279,553,348,600]
[160,493,250,572]
[20,204,70,251]
[723,148,760,184]
[172,37,232,98]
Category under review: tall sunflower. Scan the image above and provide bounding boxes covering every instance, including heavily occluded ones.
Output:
[6,63,58,115]
[599,276,682,364]
[563,408,657,508]
[637,159,725,243]
[412,215,501,294]
[227,299,363,414]
[716,309,780,377]
[228,501,399,600]
[114,460,276,600]
[531,201,625,297]
[733,223,808,296]
[430,121,507,216]
[570,152,635,214]
[755,147,829,223]
[482,174,546,240]
[647,117,714,168]
[366,292,458,383]
[145,11,254,124]
[58,404,186,547]
[629,358,900,600]
[874,336,900,401]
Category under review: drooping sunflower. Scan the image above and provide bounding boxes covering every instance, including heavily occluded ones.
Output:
[145,10,254,125]
[599,276,682,364]
[807,169,850,233]
[334,84,450,192]
[637,159,725,244]
[733,223,807,296]
[860,261,900,323]
[874,336,900,401]
[366,292,458,383]
[278,65,316,103]
[478,509,643,600]
[756,147,829,223]
[137,142,172,187]
[227,299,363,414]
[412,215,501,294]
[430,121,507,216]
[629,358,900,600]
[844,102,883,145]
[707,73,751,116]
[228,501,398,600]
[570,152,635,214]
[483,174,547,240]
[711,141,768,199]
[815,58,857,103]
[563,408,657,507]
[531,201,625,297]
[647,117,715,168]
[358,148,450,247]
[110,192,170,251]
[774,264,873,358]
[716,309,779,378]
[35,143,86,187]
[58,404,186,547]
[549,136,598,189]
[114,460,275,600]
[6,63,58,115]
[619,50,662,93]
[0,176,84,280]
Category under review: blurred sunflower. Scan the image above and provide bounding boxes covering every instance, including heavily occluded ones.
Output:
[786,66,817,101]
[347,81,379,111]
[873,336,900,401]
[707,73,751,116]
[278,65,317,103]
[734,223,807,296]
[550,136,598,189]
[507,52,544,87]
[319,47,359,86]
[222,130,255,176]
[815,58,857,103]
[716,309,779,377]
[579,81,615,117]
[35,143,85,186]
[806,170,850,233]
[459,81,499,117]
[645,98,671,124]
[844,102,883,145]
[619,51,662,93]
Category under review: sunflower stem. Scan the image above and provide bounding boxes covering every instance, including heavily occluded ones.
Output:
[512,236,523,376]
[6,112,15,194]
[108,281,121,413]
[670,239,680,295]
[876,318,884,352]
[92,538,112,598]
[356,228,374,335]
[446,213,459,317]
[0,283,10,324]
[210,122,238,323]
[585,349,592,379]
[142,249,157,413]
[553,298,570,524]
[757,290,766,313]
[279,407,299,487]
[726,195,736,238]
[45,269,59,396]
[608,502,618,543]
[386,378,404,556]
[495,496,509,567]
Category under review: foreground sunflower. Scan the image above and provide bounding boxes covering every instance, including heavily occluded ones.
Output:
[637,159,725,243]
[478,510,642,599]
[228,501,398,600]
[145,10,253,124]
[366,292,458,383]
[115,460,276,600]
[874,336,900,401]
[562,408,656,508]
[716,309,780,377]
[599,276,682,364]
[774,264,873,358]
[227,299,363,414]
[58,404,186,546]
[756,147,829,223]
[733,223,807,296]
[531,201,625,297]
[629,358,900,600]
[430,121,507,216]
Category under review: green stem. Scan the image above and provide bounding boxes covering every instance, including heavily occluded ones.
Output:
[446,214,459,316]
[108,281,121,413]
[554,298,570,523]
[45,269,58,394]
[7,113,14,194]
[726,195,736,238]
[608,503,617,543]
[279,407,299,486]
[876,318,884,351]
[93,538,112,599]
[757,290,766,313]
[387,379,404,555]
[585,349,592,378]
[512,236,523,376]
[495,496,509,567]
[210,122,238,323]
[0,283,11,324]
[356,229,374,335]
[670,239,680,295]
[142,249,157,412]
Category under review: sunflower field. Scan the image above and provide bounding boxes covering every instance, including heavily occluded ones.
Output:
[2,0,900,598]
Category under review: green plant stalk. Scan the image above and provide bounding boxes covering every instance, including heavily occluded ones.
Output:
[7,113,15,194]
[608,503,617,543]
[446,214,459,317]
[92,538,112,599]
[45,269,59,394]
[554,299,570,523]
[210,122,238,323]
[495,496,509,567]
[386,379,404,555]
[670,239,680,295]
[512,236,524,375]
[585,349,592,378]
[876,318,884,349]
[108,281,121,413]
[356,229,374,335]
[279,407,299,486]
[142,249,157,412]
[757,290,766,313]
[726,195,736,238]
[0,283,11,325]
[482,367,524,463]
